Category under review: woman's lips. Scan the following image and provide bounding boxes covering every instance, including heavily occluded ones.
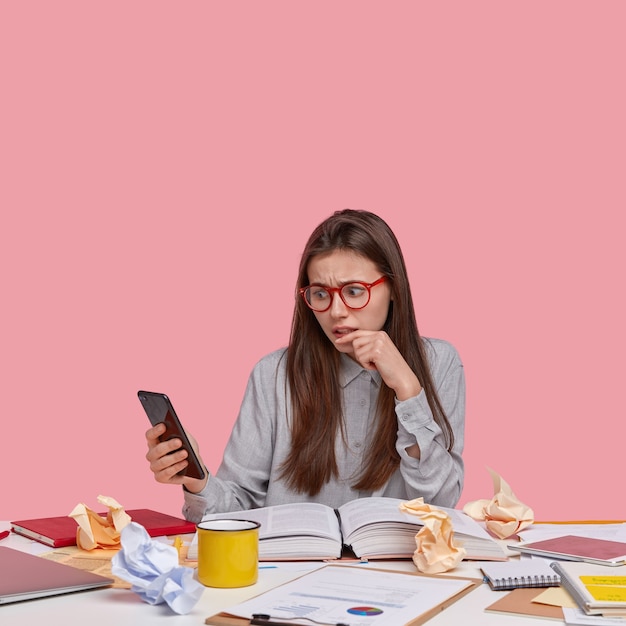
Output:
[333,327,356,337]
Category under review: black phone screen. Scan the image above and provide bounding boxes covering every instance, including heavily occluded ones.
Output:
[138,390,206,481]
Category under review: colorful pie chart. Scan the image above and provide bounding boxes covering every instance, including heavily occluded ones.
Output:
[346,606,384,616]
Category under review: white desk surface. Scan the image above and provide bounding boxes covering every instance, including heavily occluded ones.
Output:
[0,519,562,626]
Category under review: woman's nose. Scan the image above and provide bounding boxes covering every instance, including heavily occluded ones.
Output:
[329,292,349,318]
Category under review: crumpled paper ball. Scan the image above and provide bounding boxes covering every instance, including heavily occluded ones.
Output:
[463,467,534,539]
[111,522,204,615]
[399,497,466,573]
[69,495,132,550]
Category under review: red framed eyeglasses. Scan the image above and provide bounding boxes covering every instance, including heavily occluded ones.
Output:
[299,276,388,312]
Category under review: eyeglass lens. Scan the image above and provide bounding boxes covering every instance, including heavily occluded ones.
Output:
[304,283,370,311]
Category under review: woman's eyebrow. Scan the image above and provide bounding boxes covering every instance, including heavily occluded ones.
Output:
[309,278,367,286]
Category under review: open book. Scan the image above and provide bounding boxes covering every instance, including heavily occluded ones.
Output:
[188,497,507,561]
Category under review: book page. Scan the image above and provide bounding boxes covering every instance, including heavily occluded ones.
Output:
[338,497,494,540]
[203,502,341,541]
[337,497,506,560]
[338,497,412,537]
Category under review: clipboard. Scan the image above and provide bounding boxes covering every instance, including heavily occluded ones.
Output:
[204,565,482,626]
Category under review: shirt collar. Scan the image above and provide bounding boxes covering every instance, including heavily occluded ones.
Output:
[339,353,382,388]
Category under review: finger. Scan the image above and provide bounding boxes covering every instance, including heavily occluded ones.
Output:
[355,350,379,371]
[154,458,189,484]
[145,423,166,445]
[149,445,188,475]
[145,437,183,464]
[352,336,382,363]
[334,329,365,344]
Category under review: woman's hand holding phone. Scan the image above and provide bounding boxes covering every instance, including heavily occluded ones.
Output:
[145,423,209,493]
[139,390,208,491]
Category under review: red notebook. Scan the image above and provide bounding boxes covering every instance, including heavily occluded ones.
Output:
[10,509,196,548]
[508,535,626,567]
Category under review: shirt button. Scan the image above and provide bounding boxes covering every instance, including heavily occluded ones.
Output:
[359,399,366,407]
[354,442,362,448]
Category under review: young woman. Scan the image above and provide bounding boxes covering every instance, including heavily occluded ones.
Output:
[145,210,465,522]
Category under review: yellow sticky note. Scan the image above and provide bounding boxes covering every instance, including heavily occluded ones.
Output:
[580,576,626,602]
[580,576,626,586]
[584,585,626,602]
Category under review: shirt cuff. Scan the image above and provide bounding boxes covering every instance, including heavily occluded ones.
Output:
[394,389,433,428]
[182,474,211,523]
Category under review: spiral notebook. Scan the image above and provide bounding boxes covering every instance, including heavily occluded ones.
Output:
[481,559,561,591]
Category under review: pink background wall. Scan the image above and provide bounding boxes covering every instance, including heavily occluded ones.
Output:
[2,2,624,523]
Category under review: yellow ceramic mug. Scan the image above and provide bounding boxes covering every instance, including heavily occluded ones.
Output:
[196,519,260,588]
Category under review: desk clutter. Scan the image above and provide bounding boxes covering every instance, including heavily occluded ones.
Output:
[489,529,626,624]
[8,495,203,614]
[551,561,626,617]
[4,483,626,625]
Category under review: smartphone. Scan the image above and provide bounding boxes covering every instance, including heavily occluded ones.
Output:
[138,390,206,480]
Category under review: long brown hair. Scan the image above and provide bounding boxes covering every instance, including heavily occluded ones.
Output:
[281,209,454,495]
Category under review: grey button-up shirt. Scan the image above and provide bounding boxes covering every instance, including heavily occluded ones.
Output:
[183,337,464,521]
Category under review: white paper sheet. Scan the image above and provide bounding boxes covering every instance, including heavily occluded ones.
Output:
[220,565,473,626]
